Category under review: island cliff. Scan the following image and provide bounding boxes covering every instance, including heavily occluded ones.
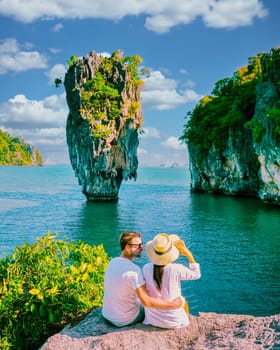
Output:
[181,48,280,206]
[0,129,43,166]
[64,51,143,201]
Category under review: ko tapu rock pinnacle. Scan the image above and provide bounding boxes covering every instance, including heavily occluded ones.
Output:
[64,50,143,201]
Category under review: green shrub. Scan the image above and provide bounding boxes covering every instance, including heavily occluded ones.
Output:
[76,51,144,140]
[181,52,261,155]
[267,108,280,144]
[245,118,264,143]
[0,232,110,350]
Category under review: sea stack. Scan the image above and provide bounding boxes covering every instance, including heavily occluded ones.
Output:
[64,50,143,201]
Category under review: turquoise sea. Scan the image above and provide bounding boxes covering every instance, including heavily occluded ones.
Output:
[0,165,279,317]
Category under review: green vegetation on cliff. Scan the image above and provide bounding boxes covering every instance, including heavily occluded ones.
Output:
[0,129,43,166]
[80,71,122,138]
[181,49,280,154]
[80,51,144,138]
[0,233,109,349]
[266,107,280,143]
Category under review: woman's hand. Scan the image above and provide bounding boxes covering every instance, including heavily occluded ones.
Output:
[174,240,196,263]
[174,239,188,254]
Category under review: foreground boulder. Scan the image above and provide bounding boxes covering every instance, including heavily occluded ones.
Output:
[41,308,280,349]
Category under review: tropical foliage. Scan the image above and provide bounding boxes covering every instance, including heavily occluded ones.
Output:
[266,108,280,142]
[77,51,144,138]
[0,233,110,350]
[180,50,280,155]
[0,130,43,166]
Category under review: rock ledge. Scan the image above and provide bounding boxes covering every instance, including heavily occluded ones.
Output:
[41,308,280,350]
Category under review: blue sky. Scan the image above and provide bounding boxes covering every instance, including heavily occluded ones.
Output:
[0,0,279,166]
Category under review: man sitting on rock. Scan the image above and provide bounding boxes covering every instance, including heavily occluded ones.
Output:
[102,231,184,327]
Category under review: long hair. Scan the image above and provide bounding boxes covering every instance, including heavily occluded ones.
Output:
[153,264,164,290]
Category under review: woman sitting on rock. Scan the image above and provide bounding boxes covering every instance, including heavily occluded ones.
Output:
[142,233,201,328]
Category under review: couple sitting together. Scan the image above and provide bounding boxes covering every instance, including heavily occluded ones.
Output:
[101,231,201,329]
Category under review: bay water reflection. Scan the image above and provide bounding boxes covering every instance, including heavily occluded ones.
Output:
[0,165,279,316]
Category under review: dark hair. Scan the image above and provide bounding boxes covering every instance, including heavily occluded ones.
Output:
[153,265,164,290]
[119,231,141,251]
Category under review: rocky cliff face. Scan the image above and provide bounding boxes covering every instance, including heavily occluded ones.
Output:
[64,51,143,201]
[40,308,280,350]
[188,128,260,197]
[188,48,280,206]
[254,50,280,204]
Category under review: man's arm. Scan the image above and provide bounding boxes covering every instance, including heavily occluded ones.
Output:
[135,284,184,309]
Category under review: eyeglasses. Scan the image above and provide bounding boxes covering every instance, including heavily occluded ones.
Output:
[127,243,143,248]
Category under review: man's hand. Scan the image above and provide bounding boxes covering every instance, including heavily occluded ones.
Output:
[136,285,184,309]
[172,296,185,309]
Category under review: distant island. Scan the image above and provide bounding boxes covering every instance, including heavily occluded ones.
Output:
[0,129,43,166]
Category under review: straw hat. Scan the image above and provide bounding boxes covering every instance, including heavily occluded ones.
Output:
[146,233,179,266]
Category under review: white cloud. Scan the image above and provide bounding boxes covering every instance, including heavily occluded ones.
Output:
[0,37,18,53]
[179,69,189,76]
[0,93,67,128]
[204,0,268,29]
[23,41,34,50]
[49,48,61,54]
[0,93,69,164]
[3,127,66,146]
[52,22,63,32]
[145,1,208,33]
[141,70,202,110]
[46,64,66,84]
[137,148,187,167]
[0,38,48,74]
[138,133,188,167]
[137,151,163,167]
[0,0,268,33]
[143,70,176,91]
[2,125,69,164]
[137,147,147,155]
[99,52,111,58]
[141,127,160,139]
[161,136,186,150]
[184,80,196,88]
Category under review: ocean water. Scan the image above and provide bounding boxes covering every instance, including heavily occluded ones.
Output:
[0,165,279,317]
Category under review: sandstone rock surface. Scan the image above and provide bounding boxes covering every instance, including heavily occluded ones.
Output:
[41,307,280,350]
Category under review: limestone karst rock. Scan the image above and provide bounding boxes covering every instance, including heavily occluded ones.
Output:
[64,51,143,201]
[254,48,280,204]
[183,48,280,206]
